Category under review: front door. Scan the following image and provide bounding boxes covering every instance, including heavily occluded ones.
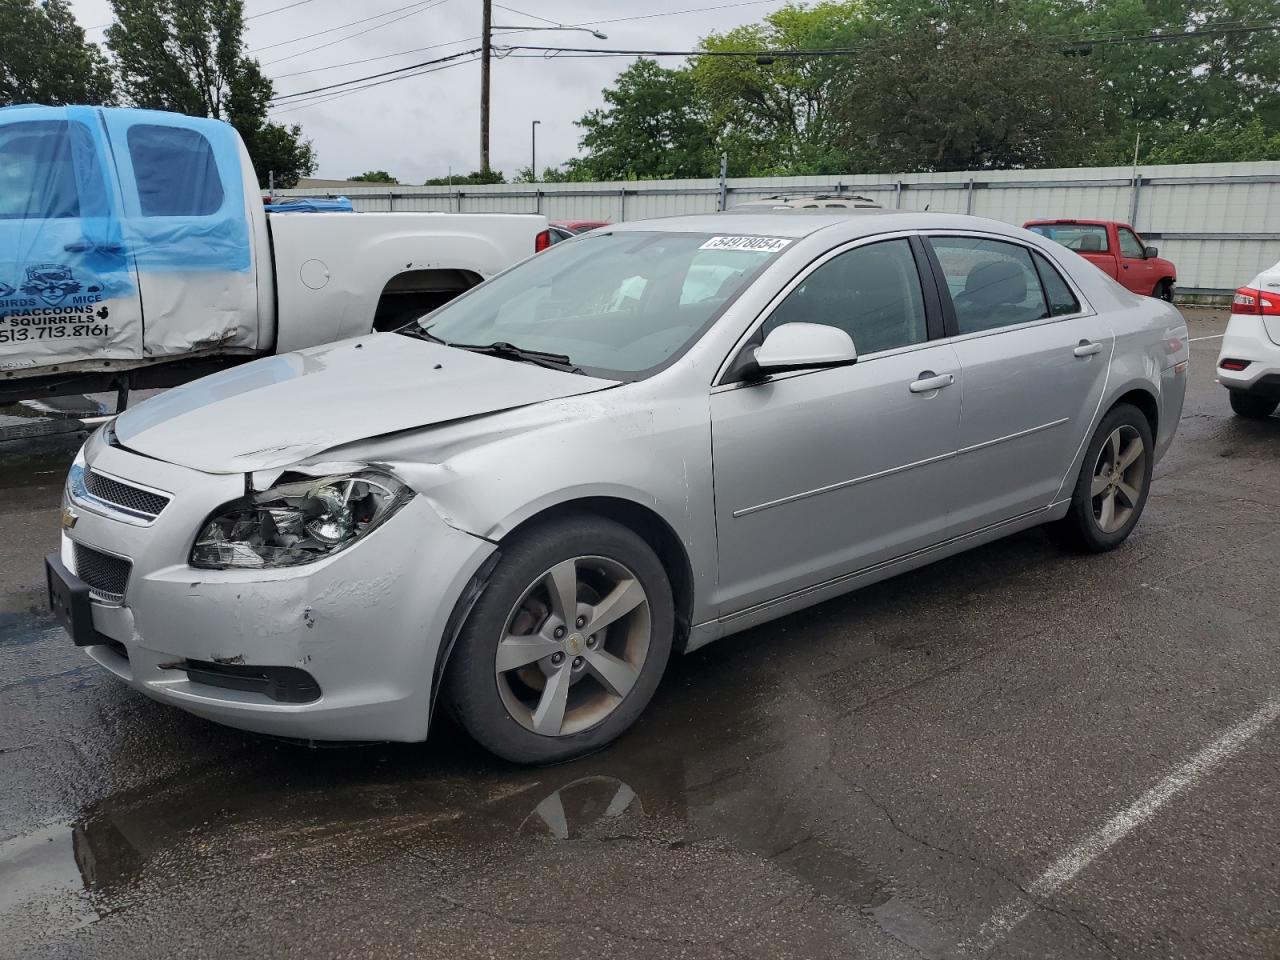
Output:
[926,234,1114,534]
[1117,225,1159,296]
[710,236,961,616]
[0,107,143,374]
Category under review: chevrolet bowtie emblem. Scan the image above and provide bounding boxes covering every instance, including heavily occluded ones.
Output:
[61,505,79,530]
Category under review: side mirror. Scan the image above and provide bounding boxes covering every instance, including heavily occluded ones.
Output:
[750,322,857,376]
[1144,245,1159,259]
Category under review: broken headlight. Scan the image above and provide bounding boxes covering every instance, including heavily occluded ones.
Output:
[190,471,412,569]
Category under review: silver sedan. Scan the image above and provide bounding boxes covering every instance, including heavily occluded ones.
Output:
[49,212,1188,762]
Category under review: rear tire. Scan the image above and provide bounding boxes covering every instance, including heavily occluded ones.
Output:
[1229,391,1279,419]
[442,516,674,765]
[1049,403,1154,553]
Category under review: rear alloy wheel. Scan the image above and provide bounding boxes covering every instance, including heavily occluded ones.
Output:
[1229,391,1278,419]
[1050,403,1154,553]
[443,517,673,764]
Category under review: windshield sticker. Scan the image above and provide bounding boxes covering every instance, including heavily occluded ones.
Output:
[699,236,793,253]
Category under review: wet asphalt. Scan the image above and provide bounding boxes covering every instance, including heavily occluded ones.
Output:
[2,308,1278,959]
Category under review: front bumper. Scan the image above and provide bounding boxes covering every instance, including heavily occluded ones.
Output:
[1217,314,1280,396]
[61,433,496,742]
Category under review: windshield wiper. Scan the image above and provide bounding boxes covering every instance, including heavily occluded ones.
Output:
[450,341,582,374]
[398,324,448,344]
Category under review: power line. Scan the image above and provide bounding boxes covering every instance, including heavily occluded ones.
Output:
[268,55,477,113]
[264,0,785,81]
[247,0,317,20]
[269,46,481,102]
[249,0,438,53]
[261,0,453,66]
[493,4,560,27]
[270,35,480,79]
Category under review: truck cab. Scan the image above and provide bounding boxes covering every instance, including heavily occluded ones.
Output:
[1023,218,1177,301]
[0,105,547,403]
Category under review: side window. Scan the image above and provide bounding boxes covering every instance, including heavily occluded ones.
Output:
[762,238,927,355]
[0,120,99,220]
[1117,227,1145,259]
[1033,252,1081,316]
[126,125,224,217]
[929,236,1050,334]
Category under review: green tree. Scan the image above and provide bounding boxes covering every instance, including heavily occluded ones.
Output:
[832,1,1102,171]
[422,169,506,185]
[0,0,115,106]
[693,2,865,175]
[568,58,717,180]
[348,170,398,183]
[105,0,315,187]
[1142,117,1280,163]
[1066,0,1280,164]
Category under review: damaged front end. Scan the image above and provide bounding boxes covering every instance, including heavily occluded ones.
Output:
[190,470,413,569]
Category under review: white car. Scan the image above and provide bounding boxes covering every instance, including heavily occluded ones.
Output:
[1218,259,1280,418]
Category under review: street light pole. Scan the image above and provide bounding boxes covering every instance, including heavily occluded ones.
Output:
[531,119,540,182]
[480,0,492,175]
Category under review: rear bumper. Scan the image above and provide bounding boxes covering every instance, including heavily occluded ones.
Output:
[1217,315,1280,395]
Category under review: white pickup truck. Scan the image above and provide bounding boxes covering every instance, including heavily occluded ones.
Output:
[0,105,548,405]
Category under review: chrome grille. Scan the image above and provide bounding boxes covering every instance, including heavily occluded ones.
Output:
[73,543,132,605]
[84,468,170,520]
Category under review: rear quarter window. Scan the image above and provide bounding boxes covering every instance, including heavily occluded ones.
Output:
[126,125,224,217]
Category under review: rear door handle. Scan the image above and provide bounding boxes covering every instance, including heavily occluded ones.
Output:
[909,372,954,393]
[1073,341,1103,358]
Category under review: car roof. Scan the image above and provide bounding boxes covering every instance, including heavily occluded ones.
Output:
[1024,218,1116,227]
[605,210,1030,242]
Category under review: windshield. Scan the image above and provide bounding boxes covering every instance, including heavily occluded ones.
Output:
[417,231,784,378]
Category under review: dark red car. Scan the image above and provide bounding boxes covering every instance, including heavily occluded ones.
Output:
[1024,219,1177,301]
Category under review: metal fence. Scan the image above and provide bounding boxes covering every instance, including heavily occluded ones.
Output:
[276,161,1280,293]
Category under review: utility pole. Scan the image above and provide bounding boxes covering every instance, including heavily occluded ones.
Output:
[480,0,492,175]
[530,119,540,181]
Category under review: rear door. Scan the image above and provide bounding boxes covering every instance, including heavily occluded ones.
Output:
[925,234,1113,534]
[99,111,258,358]
[0,107,144,373]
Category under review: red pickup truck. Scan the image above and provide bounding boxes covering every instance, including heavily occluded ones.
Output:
[1023,219,1177,301]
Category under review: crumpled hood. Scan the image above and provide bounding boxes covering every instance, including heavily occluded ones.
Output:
[113,334,617,473]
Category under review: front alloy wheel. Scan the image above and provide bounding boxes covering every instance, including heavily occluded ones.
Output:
[443,516,674,764]
[496,556,651,737]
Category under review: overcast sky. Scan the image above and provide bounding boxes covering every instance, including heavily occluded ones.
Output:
[67,0,792,183]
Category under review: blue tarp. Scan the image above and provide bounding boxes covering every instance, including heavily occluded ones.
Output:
[264,196,354,213]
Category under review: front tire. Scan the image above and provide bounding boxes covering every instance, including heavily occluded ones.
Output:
[1153,279,1175,302]
[442,516,674,764]
[1229,391,1278,419]
[1050,403,1154,553]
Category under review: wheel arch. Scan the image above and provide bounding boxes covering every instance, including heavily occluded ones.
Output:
[372,268,483,331]
[1111,385,1159,439]
[500,496,696,652]
[428,495,698,721]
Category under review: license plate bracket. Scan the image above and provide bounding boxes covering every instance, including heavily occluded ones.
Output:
[46,552,104,647]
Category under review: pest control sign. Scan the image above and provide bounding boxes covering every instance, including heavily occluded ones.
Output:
[699,236,793,252]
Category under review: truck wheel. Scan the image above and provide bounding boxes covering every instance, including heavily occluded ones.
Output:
[1153,279,1175,302]
[442,516,674,764]
[1229,391,1278,419]
[1049,403,1153,553]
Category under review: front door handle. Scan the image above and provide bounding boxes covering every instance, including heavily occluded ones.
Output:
[909,372,954,393]
[1073,340,1103,358]
[64,240,124,254]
